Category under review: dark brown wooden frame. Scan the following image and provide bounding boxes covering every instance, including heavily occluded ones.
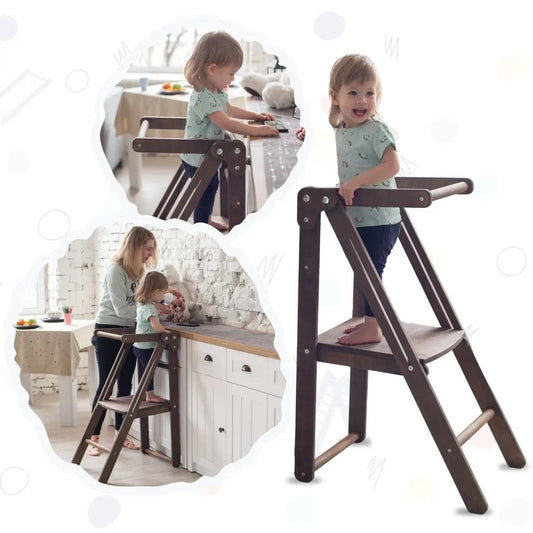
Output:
[133,116,247,230]
[72,329,181,484]
[294,178,525,514]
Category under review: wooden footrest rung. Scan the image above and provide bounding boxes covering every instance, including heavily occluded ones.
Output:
[84,439,110,454]
[98,396,171,417]
[457,408,496,446]
[314,433,360,471]
[144,447,173,463]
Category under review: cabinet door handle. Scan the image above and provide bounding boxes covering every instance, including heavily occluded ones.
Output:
[241,364,251,373]
[218,427,225,433]
[204,354,213,362]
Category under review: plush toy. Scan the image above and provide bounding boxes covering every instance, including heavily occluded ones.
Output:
[239,71,295,110]
[188,303,205,325]
[160,264,192,322]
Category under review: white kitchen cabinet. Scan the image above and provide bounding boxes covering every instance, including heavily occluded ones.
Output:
[125,324,284,478]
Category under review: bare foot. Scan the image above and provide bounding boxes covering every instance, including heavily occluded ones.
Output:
[146,393,166,403]
[208,218,229,232]
[343,321,364,334]
[338,317,382,345]
[87,435,100,456]
[114,431,141,450]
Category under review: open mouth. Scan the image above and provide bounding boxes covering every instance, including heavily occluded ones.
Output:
[354,109,367,117]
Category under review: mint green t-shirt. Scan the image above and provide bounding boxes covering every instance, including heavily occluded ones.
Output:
[335,118,401,227]
[181,88,228,167]
[134,303,159,349]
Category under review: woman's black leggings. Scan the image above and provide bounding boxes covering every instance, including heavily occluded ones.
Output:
[90,323,137,435]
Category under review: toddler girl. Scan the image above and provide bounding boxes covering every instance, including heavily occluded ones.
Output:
[329,54,401,345]
[181,30,279,230]
[133,271,170,402]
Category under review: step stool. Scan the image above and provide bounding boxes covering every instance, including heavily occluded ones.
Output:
[294,178,526,514]
[72,329,181,484]
[132,116,247,229]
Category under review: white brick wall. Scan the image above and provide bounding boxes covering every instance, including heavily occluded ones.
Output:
[33,223,272,395]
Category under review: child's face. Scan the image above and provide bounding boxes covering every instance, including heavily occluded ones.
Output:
[152,287,168,303]
[331,79,377,128]
[206,63,239,91]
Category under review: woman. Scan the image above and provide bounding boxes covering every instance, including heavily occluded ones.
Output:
[87,226,159,455]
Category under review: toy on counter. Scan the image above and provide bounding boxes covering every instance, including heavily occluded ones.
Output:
[296,126,305,141]
[188,304,205,325]
[239,72,295,110]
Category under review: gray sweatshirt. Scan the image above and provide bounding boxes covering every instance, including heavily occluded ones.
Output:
[95,262,137,326]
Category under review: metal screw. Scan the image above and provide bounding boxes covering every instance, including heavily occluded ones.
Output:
[322,196,330,204]
[235,165,240,171]
[234,147,241,154]
[217,148,223,155]
[419,196,424,202]
[303,217,309,223]
[447,448,452,453]
[236,201,241,206]
[303,194,310,203]
[408,365,414,371]
[304,265,308,270]
[304,349,310,354]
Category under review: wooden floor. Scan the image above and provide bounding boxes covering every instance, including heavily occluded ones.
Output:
[30,390,201,487]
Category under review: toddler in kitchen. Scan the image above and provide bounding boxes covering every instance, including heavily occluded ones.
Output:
[181,30,279,231]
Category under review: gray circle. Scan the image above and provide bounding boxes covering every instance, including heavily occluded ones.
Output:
[65,69,90,92]
[0,467,29,495]
[37,209,71,240]
[314,12,346,40]
[496,247,527,276]
[88,495,121,528]
[0,15,17,41]
[430,117,458,143]
[8,149,30,173]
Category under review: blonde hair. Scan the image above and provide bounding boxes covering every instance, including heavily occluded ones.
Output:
[329,54,382,128]
[135,271,168,304]
[114,226,158,281]
[185,31,243,91]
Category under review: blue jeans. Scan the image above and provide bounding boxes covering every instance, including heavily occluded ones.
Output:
[181,160,219,224]
[357,222,401,317]
[133,346,155,392]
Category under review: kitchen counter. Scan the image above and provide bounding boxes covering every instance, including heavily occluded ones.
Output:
[163,322,277,359]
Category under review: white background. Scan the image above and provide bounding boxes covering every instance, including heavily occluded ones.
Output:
[1,0,532,530]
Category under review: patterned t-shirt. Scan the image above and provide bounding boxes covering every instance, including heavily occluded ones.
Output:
[134,303,159,349]
[335,118,401,227]
[181,88,228,167]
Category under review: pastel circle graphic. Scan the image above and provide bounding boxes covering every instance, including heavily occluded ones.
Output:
[0,15,18,41]
[496,246,527,276]
[37,209,71,240]
[88,495,121,528]
[314,12,346,40]
[65,69,90,92]
[0,467,29,495]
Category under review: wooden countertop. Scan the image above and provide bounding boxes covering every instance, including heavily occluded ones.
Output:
[164,322,278,359]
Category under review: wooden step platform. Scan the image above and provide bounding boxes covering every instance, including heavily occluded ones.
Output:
[317,319,465,374]
[98,396,171,417]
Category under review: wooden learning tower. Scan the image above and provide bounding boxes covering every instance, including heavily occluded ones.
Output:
[133,116,247,230]
[293,177,526,514]
[72,329,181,484]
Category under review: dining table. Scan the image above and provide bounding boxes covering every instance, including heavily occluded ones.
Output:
[14,318,94,426]
[114,82,247,190]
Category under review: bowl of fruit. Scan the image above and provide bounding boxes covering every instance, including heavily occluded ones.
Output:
[14,318,39,329]
[160,82,187,95]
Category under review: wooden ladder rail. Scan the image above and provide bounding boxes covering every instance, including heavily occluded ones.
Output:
[132,116,247,229]
[294,178,526,514]
[72,329,182,484]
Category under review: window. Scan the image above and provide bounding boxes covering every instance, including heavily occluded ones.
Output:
[20,269,46,315]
